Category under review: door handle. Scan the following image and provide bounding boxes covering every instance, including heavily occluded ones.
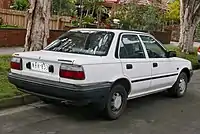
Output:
[153,63,158,68]
[126,64,133,69]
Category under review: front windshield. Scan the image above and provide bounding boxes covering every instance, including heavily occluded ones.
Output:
[44,30,114,56]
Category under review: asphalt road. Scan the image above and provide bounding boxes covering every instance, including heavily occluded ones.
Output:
[0,71,200,134]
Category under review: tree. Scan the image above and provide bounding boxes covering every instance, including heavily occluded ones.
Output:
[165,0,180,24]
[12,0,29,11]
[114,3,163,31]
[142,5,163,31]
[179,0,200,53]
[52,0,76,16]
[24,0,51,51]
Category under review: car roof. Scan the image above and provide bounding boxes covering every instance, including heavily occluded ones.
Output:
[69,28,149,35]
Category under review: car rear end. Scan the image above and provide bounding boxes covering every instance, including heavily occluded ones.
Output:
[8,53,110,105]
[8,29,114,105]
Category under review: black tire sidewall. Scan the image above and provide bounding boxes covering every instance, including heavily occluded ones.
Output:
[173,72,188,97]
[105,84,128,120]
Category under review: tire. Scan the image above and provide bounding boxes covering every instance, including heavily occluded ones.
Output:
[104,84,128,120]
[167,72,188,97]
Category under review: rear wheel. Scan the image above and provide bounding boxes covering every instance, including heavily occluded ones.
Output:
[167,72,188,97]
[104,84,127,120]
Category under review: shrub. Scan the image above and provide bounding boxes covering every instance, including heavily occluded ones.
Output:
[12,0,29,11]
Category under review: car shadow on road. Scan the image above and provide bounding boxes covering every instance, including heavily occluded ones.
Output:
[36,92,182,121]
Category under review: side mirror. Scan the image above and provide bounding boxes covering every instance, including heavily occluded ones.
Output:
[167,51,176,58]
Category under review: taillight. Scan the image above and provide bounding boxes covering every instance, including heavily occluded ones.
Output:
[198,47,200,52]
[10,57,22,70]
[59,64,85,80]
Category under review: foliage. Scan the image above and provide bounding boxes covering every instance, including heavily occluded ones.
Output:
[0,24,19,28]
[52,0,76,16]
[82,15,95,25]
[81,0,104,15]
[195,23,200,41]
[0,55,22,99]
[164,0,180,23]
[142,5,163,31]
[165,45,200,70]
[12,0,29,11]
[115,3,163,31]
[71,19,79,27]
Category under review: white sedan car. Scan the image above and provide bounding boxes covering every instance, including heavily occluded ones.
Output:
[8,29,193,120]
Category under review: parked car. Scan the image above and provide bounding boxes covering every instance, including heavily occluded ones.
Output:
[8,28,193,120]
[198,46,200,63]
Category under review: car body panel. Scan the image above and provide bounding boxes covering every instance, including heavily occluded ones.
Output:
[9,28,193,102]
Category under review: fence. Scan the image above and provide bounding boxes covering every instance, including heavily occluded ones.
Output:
[0,8,72,30]
[0,28,70,47]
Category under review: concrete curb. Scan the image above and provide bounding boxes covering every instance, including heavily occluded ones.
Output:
[0,95,40,110]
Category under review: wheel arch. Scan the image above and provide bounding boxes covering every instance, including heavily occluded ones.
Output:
[111,78,131,95]
[180,67,191,83]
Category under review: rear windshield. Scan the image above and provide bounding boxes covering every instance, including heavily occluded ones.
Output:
[44,30,114,56]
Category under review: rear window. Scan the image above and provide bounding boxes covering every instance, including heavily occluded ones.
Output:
[44,30,114,56]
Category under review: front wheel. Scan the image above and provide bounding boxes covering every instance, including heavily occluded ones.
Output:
[167,72,188,97]
[104,84,128,120]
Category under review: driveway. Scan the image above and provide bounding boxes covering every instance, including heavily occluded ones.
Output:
[0,47,23,55]
[170,41,200,48]
[0,71,200,134]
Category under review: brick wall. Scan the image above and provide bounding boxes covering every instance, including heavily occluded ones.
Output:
[0,28,67,47]
[0,28,172,47]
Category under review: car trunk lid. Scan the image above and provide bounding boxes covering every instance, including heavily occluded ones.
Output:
[13,50,102,83]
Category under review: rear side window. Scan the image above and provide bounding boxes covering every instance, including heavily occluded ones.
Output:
[119,34,145,58]
[45,31,114,56]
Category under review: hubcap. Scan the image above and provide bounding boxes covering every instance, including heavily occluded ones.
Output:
[111,92,122,111]
[179,78,186,94]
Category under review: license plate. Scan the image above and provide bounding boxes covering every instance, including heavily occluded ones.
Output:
[31,62,49,72]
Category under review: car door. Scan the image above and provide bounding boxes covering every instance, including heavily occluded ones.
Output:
[117,33,152,97]
[139,35,178,91]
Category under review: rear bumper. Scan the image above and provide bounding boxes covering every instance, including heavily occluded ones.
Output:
[8,73,111,105]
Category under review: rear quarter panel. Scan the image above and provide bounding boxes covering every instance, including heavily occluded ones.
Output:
[59,57,125,85]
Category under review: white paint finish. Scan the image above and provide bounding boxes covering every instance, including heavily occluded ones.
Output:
[20,54,61,82]
[120,59,152,96]
[150,58,177,89]
[10,28,193,100]
[116,33,152,96]
[60,58,123,85]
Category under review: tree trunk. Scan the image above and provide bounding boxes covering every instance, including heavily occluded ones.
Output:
[97,9,101,28]
[86,9,89,16]
[92,4,95,16]
[24,0,51,51]
[179,18,196,53]
[178,0,200,53]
